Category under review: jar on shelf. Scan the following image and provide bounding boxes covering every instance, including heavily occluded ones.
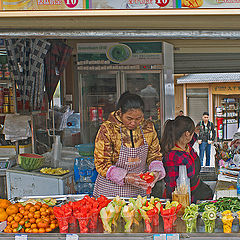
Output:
[4,64,10,80]
[0,64,3,81]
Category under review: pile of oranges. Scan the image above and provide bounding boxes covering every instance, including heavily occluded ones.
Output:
[4,202,58,233]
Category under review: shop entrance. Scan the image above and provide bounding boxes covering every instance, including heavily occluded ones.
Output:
[79,70,162,143]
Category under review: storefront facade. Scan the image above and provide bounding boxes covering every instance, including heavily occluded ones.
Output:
[177,73,240,140]
[1,3,240,239]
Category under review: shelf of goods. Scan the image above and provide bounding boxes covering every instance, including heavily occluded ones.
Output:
[0,194,240,239]
[216,101,240,140]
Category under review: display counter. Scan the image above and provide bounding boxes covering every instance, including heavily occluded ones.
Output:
[6,166,75,199]
[1,233,240,240]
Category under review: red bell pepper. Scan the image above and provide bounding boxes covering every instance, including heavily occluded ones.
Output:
[140,172,155,183]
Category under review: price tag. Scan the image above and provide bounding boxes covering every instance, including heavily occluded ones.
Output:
[15,234,28,240]
[153,234,179,240]
[66,234,79,240]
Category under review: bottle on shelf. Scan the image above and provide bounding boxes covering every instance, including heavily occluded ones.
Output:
[4,64,10,80]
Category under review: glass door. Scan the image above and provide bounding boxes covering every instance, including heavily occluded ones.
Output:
[79,71,120,143]
[122,71,162,137]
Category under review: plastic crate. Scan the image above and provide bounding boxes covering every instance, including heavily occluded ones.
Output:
[76,182,95,195]
[75,144,94,156]
[74,157,98,183]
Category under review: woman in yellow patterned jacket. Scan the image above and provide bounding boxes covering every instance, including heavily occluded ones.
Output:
[93,92,166,198]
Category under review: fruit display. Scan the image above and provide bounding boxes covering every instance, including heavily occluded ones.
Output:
[3,196,240,234]
[19,198,57,207]
[19,153,45,171]
[3,202,58,233]
[40,167,69,176]
[139,172,155,194]
[201,204,217,233]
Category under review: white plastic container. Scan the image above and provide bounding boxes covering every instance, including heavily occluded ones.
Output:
[176,165,191,202]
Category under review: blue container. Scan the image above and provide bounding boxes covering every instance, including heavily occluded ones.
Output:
[74,157,98,183]
[75,144,95,156]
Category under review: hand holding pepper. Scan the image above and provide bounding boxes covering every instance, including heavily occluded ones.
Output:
[125,173,149,190]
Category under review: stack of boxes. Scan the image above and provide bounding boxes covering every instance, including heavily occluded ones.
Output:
[74,144,98,195]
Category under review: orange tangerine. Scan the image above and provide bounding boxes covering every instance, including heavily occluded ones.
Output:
[29,206,36,213]
[25,203,33,211]
[32,228,38,233]
[38,228,46,233]
[29,218,36,224]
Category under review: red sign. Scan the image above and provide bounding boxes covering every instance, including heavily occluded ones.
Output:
[156,0,170,7]
[64,0,78,8]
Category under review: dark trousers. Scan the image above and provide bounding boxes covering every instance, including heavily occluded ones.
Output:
[199,141,211,166]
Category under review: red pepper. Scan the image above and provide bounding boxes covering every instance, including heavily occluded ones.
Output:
[146,186,152,195]
[144,219,152,233]
[140,172,155,183]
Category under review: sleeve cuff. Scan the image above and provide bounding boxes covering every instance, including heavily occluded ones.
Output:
[149,161,166,180]
[106,166,128,186]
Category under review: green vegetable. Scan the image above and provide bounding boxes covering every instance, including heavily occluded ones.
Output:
[198,197,240,212]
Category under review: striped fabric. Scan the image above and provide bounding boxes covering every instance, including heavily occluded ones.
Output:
[93,126,148,198]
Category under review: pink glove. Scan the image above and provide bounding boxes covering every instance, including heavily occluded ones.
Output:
[149,161,166,180]
[125,173,149,190]
[106,166,128,186]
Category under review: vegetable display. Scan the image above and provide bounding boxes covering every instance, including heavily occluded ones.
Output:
[54,195,111,233]
[198,197,240,212]
[182,204,199,233]
[160,201,182,233]
[201,204,217,233]
[139,172,155,194]
[100,196,126,233]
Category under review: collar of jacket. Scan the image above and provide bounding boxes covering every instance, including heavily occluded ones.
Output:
[171,144,190,153]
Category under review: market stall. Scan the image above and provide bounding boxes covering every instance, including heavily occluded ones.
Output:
[0,193,240,239]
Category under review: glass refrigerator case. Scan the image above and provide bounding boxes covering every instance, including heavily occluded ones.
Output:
[78,70,163,143]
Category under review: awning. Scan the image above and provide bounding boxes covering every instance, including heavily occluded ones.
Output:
[177,73,240,84]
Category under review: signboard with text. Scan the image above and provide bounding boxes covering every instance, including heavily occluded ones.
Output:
[1,0,240,10]
[77,42,163,68]
[212,82,240,95]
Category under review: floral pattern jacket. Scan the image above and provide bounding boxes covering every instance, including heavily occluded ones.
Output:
[94,111,163,177]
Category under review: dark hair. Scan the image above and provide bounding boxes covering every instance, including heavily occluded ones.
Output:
[160,116,195,155]
[203,112,209,116]
[179,110,183,113]
[116,91,144,114]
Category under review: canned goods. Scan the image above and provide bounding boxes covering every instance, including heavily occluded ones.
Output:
[9,105,14,113]
[0,71,3,80]
[4,71,10,80]
[3,104,9,113]
[9,96,14,105]
[9,87,13,96]
[0,86,4,106]
[4,95,9,104]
